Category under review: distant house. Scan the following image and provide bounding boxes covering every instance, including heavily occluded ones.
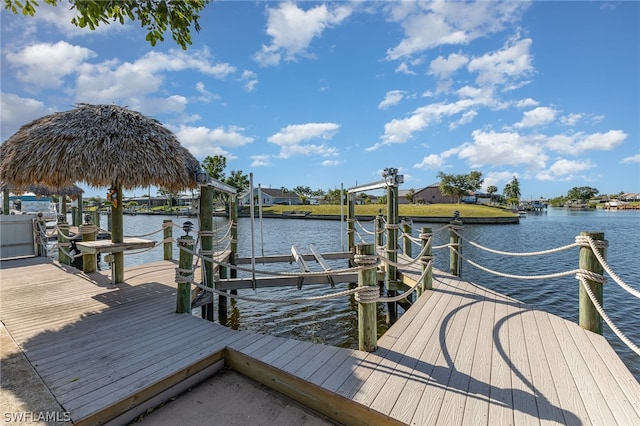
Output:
[398,184,458,204]
[238,188,302,206]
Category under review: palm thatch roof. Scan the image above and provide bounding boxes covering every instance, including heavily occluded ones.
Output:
[0,104,199,192]
[1,182,84,198]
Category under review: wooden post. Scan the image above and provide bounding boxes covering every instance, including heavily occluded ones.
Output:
[2,188,9,214]
[229,195,238,280]
[112,184,124,283]
[176,234,194,313]
[163,219,173,260]
[449,216,462,277]
[420,227,433,295]
[375,211,384,247]
[357,243,377,352]
[91,211,100,230]
[57,219,71,265]
[71,206,78,226]
[579,231,606,334]
[402,219,412,257]
[106,210,112,232]
[80,221,96,273]
[386,182,398,324]
[200,185,215,321]
[76,192,83,227]
[35,214,47,257]
[347,193,355,255]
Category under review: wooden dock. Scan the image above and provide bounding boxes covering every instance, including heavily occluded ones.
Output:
[1,256,639,425]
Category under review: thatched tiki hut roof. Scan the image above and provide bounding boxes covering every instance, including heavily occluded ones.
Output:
[0,103,200,191]
[1,182,84,199]
[0,104,201,283]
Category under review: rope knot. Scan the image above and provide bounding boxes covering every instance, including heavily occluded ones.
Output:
[175,267,194,283]
[576,269,607,284]
[353,253,379,265]
[354,286,379,304]
[574,235,609,249]
[419,232,432,240]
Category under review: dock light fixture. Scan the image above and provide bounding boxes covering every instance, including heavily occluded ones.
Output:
[194,171,208,184]
[382,167,404,185]
[453,210,460,220]
[182,220,194,235]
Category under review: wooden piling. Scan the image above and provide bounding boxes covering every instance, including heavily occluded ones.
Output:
[200,186,215,321]
[35,216,47,256]
[347,193,355,255]
[376,212,384,247]
[357,243,377,352]
[112,185,124,283]
[386,183,398,324]
[402,219,412,257]
[71,206,78,226]
[449,218,462,276]
[176,234,194,313]
[2,188,9,214]
[76,192,83,227]
[80,223,96,273]
[579,231,606,334]
[57,220,71,265]
[420,227,433,295]
[91,211,100,230]
[163,220,173,260]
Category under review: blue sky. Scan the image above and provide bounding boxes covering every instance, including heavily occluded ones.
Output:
[1,1,639,199]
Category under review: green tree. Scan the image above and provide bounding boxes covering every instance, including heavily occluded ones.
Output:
[202,155,227,180]
[4,0,210,49]
[224,170,249,192]
[566,186,599,201]
[486,185,498,198]
[503,176,521,204]
[437,170,484,203]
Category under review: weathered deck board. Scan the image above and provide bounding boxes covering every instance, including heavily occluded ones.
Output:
[2,255,639,426]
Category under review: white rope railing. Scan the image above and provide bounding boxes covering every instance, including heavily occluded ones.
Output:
[447,231,638,354]
[577,274,640,356]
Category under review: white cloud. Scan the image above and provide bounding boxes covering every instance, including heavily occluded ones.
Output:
[428,52,468,79]
[560,113,584,126]
[546,130,627,155]
[621,153,640,164]
[386,1,530,60]
[467,38,534,88]
[175,125,253,158]
[74,49,236,112]
[458,130,548,170]
[268,123,340,145]
[483,171,519,192]
[267,122,340,159]
[251,155,272,167]
[414,154,446,170]
[321,159,342,166]
[240,70,259,92]
[5,41,96,89]
[0,93,53,140]
[515,106,557,128]
[515,98,539,108]
[374,96,496,148]
[536,158,595,181]
[254,2,352,66]
[378,90,405,109]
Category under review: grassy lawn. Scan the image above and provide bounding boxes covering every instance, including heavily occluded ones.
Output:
[243,203,516,218]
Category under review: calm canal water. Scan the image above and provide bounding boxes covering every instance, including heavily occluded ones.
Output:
[94,207,639,381]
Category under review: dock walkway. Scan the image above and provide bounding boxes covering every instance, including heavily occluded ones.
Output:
[1,257,639,425]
